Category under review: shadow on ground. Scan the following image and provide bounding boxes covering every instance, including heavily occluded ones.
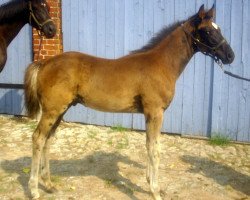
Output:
[181,155,250,196]
[1,151,148,200]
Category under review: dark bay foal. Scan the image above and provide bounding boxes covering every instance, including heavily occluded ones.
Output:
[24,4,234,200]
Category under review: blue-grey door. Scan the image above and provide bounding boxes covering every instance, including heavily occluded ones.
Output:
[61,0,249,142]
[0,0,32,115]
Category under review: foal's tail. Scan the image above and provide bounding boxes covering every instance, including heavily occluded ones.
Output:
[24,61,42,119]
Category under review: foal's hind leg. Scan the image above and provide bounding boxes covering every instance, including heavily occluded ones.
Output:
[144,109,163,200]
[40,116,62,193]
[29,112,61,199]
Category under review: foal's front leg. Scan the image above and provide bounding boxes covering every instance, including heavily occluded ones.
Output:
[145,110,163,200]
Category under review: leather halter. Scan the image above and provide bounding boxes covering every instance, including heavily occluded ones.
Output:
[181,24,250,82]
[28,1,53,30]
[181,24,226,62]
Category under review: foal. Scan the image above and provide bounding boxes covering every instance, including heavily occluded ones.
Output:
[25,5,234,200]
[0,0,56,73]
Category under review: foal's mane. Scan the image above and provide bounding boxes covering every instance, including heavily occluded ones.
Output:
[131,21,184,54]
[131,13,199,54]
[0,0,27,24]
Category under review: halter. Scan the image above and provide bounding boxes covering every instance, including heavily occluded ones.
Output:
[28,1,50,60]
[181,24,226,62]
[181,24,250,82]
[28,1,53,30]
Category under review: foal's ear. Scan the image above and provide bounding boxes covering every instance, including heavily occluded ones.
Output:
[207,4,215,19]
[198,4,206,19]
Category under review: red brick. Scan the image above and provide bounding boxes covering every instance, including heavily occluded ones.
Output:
[32,0,62,61]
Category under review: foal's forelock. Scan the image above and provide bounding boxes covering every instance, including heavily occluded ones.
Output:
[0,0,27,23]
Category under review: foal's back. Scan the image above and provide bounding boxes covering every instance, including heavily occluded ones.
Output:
[37,51,168,113]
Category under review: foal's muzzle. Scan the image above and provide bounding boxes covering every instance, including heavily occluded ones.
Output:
[215,42,235,65]
[225,50,235,64]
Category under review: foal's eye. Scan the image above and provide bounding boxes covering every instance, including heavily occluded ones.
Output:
[206,31,210,35]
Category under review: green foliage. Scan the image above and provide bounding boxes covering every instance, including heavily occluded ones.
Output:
[107,139,113,146]
[22,167,30,174]
[87,130,97,139]
[51,175,62,183]
[116,137,129,149]
[27,121,37,131]
[110,125,128,132]
[104,178,114,187]
[0,186,8,193]
[209,134,230,146]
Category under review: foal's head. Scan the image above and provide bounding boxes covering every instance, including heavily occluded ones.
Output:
[186,4,234,64]
[28,0,56,38]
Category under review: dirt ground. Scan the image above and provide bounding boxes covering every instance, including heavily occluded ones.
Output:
[0,114,249,200]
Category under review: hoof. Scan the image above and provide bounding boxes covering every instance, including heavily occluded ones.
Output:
[29,182,40,200]
[30,191,40,200]
[46,185,58,194]
[152,191,162,200]
[41,178,58,194]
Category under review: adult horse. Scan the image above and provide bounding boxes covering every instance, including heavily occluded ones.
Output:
[25,4,234,200]
[0,0,56,73]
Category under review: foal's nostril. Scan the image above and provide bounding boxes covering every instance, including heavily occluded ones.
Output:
[227,52,235,62]
[46,24,56,37]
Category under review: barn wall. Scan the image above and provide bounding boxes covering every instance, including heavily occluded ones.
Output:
[61,0,250,142]
[211,0,250,141]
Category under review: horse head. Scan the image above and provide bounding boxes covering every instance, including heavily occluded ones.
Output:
[185,4,235,64]
[28,0,56,38]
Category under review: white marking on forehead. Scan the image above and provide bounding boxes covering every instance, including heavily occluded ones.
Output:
[212,22,219,30]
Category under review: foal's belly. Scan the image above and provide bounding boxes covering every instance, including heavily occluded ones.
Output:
[83,93,143,113]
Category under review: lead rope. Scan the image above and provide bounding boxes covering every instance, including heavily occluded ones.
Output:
[215,60,250,82]
[35,31,44,61]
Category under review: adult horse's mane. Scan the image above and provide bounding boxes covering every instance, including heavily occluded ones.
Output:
[131,13,200,54]
[0,0,27,24]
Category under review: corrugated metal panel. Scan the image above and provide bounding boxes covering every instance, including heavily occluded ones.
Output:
[61,0,250,142]
[0,0,32,115]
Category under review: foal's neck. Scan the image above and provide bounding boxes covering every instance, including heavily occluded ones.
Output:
[155,24,194,80]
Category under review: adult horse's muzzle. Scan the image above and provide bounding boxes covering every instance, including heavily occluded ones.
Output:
[41,21,56,38]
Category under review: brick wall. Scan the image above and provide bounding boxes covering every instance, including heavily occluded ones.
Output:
[32,0,63,61]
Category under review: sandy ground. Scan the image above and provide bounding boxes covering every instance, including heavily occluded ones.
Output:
[0,115,249,200]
